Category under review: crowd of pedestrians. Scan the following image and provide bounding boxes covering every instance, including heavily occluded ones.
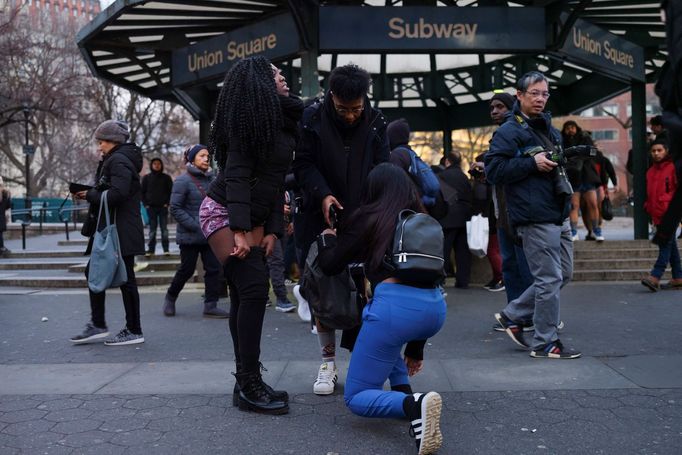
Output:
[62,45,681,452]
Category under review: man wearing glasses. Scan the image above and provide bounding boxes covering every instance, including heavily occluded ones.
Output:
[293,64,389,395]
[484,71,580,359]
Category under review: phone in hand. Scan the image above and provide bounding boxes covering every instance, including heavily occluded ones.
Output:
[328,205,341,229]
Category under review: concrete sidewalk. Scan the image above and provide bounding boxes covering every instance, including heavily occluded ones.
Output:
[0,283,681,454]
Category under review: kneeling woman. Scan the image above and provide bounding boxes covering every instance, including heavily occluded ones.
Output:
[201,56,303,415]
[317,163,447,455]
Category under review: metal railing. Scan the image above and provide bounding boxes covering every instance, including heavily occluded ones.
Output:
[9,202,89,250]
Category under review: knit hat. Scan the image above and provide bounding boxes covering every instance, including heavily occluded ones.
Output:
[386,118,411,150]
[94,120,130,144]
[490,93,515,111]
[184,144,207,163]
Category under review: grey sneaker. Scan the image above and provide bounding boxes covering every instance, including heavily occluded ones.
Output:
[104,328,144,346]
[276,299,296,313]
[70,323,109,344]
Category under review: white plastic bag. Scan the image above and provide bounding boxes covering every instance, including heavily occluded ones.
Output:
[466,214,489,258]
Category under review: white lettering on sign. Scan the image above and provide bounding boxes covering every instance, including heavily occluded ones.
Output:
[572,27,635,69]
[388,17,478,41]
[227,33,277,60]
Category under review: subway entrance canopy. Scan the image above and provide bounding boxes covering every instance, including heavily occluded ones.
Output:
[77,0,667,135]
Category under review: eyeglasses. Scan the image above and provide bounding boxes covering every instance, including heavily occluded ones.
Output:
[524,90,550,99]
[330,92,364,116]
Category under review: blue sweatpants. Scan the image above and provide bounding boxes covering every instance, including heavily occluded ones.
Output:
[344,283,447,419]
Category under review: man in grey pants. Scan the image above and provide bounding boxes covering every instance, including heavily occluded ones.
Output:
[484,71,580,359]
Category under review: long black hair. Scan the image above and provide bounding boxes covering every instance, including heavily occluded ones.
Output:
[349,163,424,271]
[208,56,282,170]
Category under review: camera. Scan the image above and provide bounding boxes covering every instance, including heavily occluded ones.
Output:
[524,145,597,196]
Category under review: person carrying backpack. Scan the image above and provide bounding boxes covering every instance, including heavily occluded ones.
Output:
[387,118,443,210]
[317,163,446,455]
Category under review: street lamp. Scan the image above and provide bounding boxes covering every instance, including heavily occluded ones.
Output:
[21,102,33,222]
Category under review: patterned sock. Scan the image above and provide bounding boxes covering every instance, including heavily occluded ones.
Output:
[317,329,336,363]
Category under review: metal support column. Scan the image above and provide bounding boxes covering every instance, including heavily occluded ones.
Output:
[300,50,319,101]
[631,81,648,239]
[443,128,452,155]
[199,119,211,147]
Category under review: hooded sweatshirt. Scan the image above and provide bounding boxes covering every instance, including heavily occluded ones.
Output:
[141,158,173,207]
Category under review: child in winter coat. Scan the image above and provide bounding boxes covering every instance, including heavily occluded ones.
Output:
[641,140,682,291]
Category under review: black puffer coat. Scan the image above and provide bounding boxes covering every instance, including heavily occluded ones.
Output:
[85,143,145,257]
[437,165,473,229]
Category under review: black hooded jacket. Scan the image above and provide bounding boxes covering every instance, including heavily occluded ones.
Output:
[293,93,390,252]
[85,143,145,257]
[141,159,173,208]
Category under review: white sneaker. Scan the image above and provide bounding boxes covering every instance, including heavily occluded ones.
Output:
[571,233,579,241]
[293,285,311,322]
[311,325,318,335]
[313,361,338,395]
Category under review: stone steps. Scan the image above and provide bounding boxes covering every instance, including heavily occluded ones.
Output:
[58,238,178,246]
[0,271,196,288]
[573,269,673,282]
[68,260,179,273]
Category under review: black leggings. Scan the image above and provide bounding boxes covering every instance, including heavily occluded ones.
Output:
[224,246,269,373]
[85,255,141,334]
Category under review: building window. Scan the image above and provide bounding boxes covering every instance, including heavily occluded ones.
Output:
[581,104,619,117]
[591,130,618,141]
[626,104,663,116]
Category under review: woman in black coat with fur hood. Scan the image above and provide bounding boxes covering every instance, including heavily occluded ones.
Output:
[70,120,146,347]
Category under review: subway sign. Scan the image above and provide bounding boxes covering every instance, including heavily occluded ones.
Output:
[559,17,644,82]
[319,7,546,52]
[172,14,300,87]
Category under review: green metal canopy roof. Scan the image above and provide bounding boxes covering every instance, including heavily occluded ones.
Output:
[77,0,667,131]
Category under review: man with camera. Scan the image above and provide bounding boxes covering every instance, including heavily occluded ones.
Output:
[484,71,580,359]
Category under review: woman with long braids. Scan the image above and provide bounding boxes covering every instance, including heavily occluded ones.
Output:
[200,56,304,415]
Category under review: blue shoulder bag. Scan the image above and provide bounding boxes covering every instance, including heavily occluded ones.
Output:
[88,191,128,293]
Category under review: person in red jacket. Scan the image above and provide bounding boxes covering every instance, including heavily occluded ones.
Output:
[642,140,682,291]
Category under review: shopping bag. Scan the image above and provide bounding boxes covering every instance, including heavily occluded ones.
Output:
[88,191,127,293]
[466,214,489,258]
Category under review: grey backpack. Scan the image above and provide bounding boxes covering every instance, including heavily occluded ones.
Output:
[389,209,445,283]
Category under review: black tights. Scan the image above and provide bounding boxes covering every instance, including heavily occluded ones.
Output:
[224,247,269,374]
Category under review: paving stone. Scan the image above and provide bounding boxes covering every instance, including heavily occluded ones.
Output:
[0,408,47,423]
[165,395,211,409]
[51,418,102,435]
[144,416,197,432]
[0,399,40,412]
[80,398,125,411]
[109,429,162,446]
[60,430,113,448]
[88,407,137,421]
[72,442,125,455]
[178,405,225,420]
[122,397,167,410]
[44,408,94,422]
[37,398,84,411]
[6,431,63,449]
[30,444,74,454]
[99,417,150,433]
[2,418,54,436]
[135,406,180,420]
[123,442,178,455]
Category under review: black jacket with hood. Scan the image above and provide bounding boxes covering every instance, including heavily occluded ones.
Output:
[85,143,145,257]
[141,158,173,208]
[293,93,390,253]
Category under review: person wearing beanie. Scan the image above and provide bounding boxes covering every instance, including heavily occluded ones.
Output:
[70,119,145,346]
[386,117,410,150]
[163,145,228,318]
[141,157,174,256]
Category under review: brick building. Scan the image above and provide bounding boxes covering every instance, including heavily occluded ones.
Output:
[9,0,101,20]
[555,84,661,197]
